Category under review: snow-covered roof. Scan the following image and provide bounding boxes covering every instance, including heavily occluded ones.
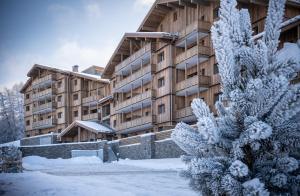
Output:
[277,41,300,63]
[98,95,113,104]
[58,120,114,138]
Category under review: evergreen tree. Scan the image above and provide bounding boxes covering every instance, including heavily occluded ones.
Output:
[171,0,300,195]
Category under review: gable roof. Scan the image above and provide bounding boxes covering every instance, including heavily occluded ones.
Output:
[58,120,114,138]
[20,64,110,93]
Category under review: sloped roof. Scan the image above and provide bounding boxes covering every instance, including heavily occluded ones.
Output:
[21,64,110,93]
[58,120,114,138]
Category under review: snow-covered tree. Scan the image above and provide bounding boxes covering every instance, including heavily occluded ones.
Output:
[171,0,300,195]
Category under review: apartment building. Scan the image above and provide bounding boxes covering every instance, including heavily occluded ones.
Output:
[102,0,300,138]
[21,64,111,138]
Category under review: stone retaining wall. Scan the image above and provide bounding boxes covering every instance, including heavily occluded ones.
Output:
[21,133,58,146]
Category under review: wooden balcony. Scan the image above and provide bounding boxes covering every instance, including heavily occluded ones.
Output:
[32,87,56,101]
[175,45,211,65]
[115,64,153,90]
[32,118,57,129]
[82,95,104,106]
[115,43,152,72]
[32,102,56,114]
[179,20,211,38]
[176,75,210,92]
[176,107,194,119]
[116,90,155,111]
[116,115,156,131]
[32,74,56,89]
[82,113,99,121]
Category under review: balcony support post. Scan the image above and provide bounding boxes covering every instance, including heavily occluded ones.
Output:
[78,127,81,142]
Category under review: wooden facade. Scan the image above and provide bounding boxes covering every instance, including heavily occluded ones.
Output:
[21,65,110,137]
[102,0,300,138]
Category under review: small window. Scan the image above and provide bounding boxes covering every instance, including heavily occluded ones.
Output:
[214,93,221,104]
[57,81,62,88]
[158,52,165,63]
[158,127,164,131]
[201,69,205,76]
[25,94,30,99]
[145,111,149,116]
[26,105,30,111]
[213,7,220,19]
[73,94,78,101]
[158,104,165,114]
[158,77,165,88]
[58,112,62,119]
[201,39,205,46]
[214,63,219,74]
[113,120,116,127]
[173,12,177,22]
[26,120,30,126]
[74,79,78,86]
[74,111,78,117]
[200,15,205,21]
[113,80,116,88]
[57,96,62,102]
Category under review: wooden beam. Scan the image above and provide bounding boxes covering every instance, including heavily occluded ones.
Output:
[166,2,184,9]
[179,0,197,8]
[191,0,210,5]
[155,4,173,12]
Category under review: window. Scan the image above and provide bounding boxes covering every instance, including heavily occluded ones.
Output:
[214,63,219,74]
[26,105,30,111]
[158,104,165,114]
[213,7,220,19]
[214,93,221,104]
[145,111,149,116]
[57,81,62,88]
[173,12,178,22]
[57,95,62,102]
[74,111,78,117]
[91,109,97,114]
[158,127,164,132]
[73,94,78,101]
[25,94,30,99]
[58,112,62,119]
[74,79,78,86]
[58,129,62,133]
[113,120,116,127]
[158,52,165,63]
[201,39,205,46]
[26,120,30,126]
[113,80,116,88]
[200,15,205,21]
[201,69,205,76]
[158,77,165,88]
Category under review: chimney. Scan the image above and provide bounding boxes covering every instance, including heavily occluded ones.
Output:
[72,65,79,72]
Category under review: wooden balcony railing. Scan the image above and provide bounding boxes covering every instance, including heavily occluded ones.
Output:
[82,95,104,105]
[32,118,57,129]
[32,88,56,101]
[32,74,56,88]
[115,43,152,72]
[115,64,153,90]
[180,19,211,38]
[176,107,194,119]
[176,75,210,92]
[116,90,155,111]
[32,102,56,114]
[116,115,156,131]
[82,113,99,121]
[175,45,211,65]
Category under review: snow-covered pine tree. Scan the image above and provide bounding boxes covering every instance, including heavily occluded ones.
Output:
[171,0,300,195]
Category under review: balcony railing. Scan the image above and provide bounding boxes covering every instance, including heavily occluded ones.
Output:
[116,90,155,111]
[115,43,152,72]
[82,113,99,121]
[32,102,56,114]
[176,107,194,119]
[32,118,57,129]
[82,95,104,105]
[180,19,211,38]
[116,115,156,131]
[176,75,210,92]
[115,64,153,90]
[32,74,56,89]
[175,45,211,65]
[32,88,56,101]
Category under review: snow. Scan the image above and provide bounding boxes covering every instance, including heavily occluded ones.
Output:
[277,42,300,63]
[0,156,196,196]
[0,140,20,147]
[75,120,113,133]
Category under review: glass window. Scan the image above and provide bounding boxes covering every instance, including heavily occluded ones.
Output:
[158,104,165,114]
[214,63,219,74]
[158,77,165,88]
[157,52,165,63]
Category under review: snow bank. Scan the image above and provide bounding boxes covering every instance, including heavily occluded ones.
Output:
[114,158,187,171]
[0,140,20,147]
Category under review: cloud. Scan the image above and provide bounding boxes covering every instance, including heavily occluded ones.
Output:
[134,0,155,11]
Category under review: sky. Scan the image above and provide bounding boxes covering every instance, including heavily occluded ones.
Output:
[0,0,155,90]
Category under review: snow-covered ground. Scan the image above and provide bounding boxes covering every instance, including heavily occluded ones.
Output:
[0,140,20,147]
[0,156,196,196]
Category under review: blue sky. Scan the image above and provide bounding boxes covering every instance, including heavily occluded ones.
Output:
[0,0,155,89]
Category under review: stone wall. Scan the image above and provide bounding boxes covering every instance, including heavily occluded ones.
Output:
[21,133,58,146]
[21,141,107,160]
[154,139,186,159]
